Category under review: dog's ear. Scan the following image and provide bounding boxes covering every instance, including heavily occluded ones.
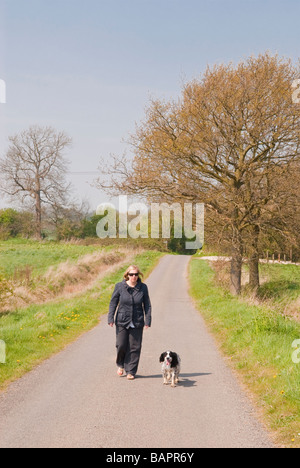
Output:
[159,352,166,363]
[170,352,178,367]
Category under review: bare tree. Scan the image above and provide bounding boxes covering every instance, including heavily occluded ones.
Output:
[0,126,72,239]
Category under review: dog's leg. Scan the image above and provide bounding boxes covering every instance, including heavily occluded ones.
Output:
[171,371,176,387]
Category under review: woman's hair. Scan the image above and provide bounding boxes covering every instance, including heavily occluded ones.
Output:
[123,265,144,281]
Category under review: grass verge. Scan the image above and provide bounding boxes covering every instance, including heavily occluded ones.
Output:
[189,258,300,448]
[0,250,164,390]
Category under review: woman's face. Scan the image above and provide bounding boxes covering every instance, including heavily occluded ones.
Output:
[127,269,139,285]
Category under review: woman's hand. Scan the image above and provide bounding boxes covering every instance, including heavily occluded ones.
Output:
[108,323,114,327]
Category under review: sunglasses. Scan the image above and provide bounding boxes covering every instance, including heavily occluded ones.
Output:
[128,273,139,277]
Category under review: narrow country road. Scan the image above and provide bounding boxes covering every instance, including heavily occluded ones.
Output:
[0,255,274,448]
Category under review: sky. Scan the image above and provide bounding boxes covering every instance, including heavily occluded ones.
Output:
[0,0,299,211]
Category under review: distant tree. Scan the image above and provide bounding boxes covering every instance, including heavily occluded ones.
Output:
[81,214,104,238]
[0,208,35,239]
[0,126,72,239]
[48,200,90,240]
[0,208,21,238]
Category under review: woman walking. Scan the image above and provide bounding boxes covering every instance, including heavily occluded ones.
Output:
[108,265,152,380]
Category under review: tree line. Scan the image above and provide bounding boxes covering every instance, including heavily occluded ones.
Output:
[0,206,101,241]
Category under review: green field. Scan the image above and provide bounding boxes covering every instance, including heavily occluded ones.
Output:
[189,258,300,448]
[0,239,103,278]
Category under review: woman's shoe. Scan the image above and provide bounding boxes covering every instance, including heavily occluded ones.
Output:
[117,368,124,376]
[127,374,135,380]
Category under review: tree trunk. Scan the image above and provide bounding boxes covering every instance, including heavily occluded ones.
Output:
[35,190,42,239]
[249,253,260,290]
[248,224,260,291]
[230,228,243,295]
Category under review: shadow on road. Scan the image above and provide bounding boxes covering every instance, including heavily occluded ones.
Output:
[180,372,212,387]
[136,372,212,387]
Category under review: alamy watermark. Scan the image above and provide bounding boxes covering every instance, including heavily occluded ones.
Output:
[0,79,6,104]
[292,339,300,364]
[96,196,204,250]
[0,340,6,364]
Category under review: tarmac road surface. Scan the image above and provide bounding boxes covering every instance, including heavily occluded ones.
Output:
[0,255,274,448]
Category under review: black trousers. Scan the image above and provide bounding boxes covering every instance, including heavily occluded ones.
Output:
[116,326,144,376]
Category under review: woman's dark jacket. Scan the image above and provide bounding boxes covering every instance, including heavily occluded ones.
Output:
[108,279,152,329]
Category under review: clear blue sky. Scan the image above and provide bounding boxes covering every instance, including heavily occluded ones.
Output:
[0,0,299,210]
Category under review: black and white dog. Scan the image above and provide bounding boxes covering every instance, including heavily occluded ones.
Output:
[159,351,181,387]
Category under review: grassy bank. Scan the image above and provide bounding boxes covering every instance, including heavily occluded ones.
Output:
[0,248,164,390]
[257,263,300,316]
[189,258,300,448]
